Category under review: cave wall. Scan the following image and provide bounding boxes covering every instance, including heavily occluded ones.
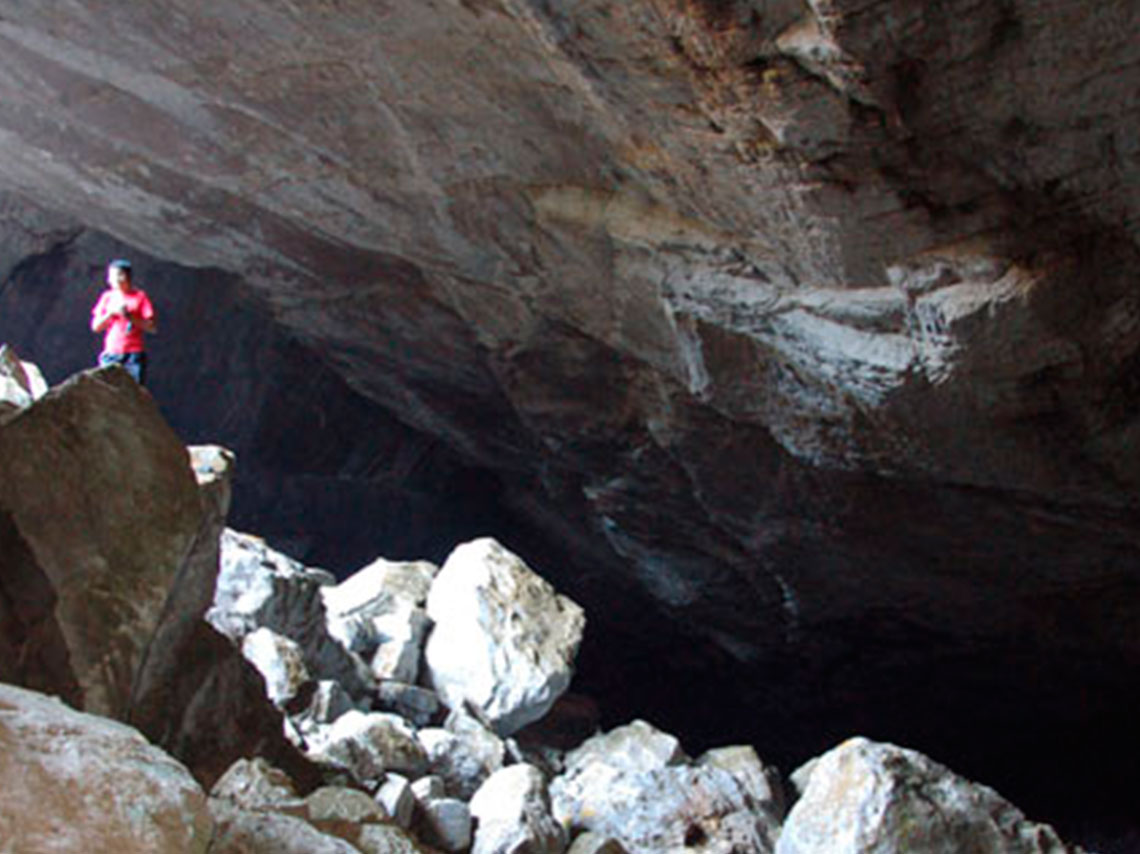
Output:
[0,0,1137,837]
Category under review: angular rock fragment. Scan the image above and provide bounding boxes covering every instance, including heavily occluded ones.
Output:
[425,537,585,735]
[776,737,1087,854]
[470,764,567,854]
[552,720,779,854]
[307,709,428,786]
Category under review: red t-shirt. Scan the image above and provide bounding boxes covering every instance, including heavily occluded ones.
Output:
[93,288,155,354]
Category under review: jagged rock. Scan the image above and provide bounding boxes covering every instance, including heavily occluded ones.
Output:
[0,369,202,719]
[425,537,586,736]
[242,627,312,707]
[775,737,1087,854]
[418,715,506,800]
[307,709,429,786]
[322,557,437,685]
[551,720,778,854]
[470,764,567,854]
[357,823,424,854]
[698,746,786,836]
[377,773,415,830]
[290,680,360,742]
[0,683,212,853]
[209,800,361,854]
[411,775,447,803]
[567,833,629,854]
[377,680,440,727]
[323,556,437,684]
[126,441,314,790]
[208,529,374,699]
[212,758,303,811]
[304,786,389,825]
[0,344,44,410]
[417,798,473,853]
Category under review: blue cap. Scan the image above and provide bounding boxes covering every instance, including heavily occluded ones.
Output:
[108,258,132,270]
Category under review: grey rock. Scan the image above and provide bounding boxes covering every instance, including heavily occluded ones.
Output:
[242,627,311,707]
[376,680,440,727]
[567,833,628,854]
[417,798,473,853]
[308,710,429,786]
[208,800,360,854]
[303,786,388,825]
[418,718,506,800]
[411,775,447,804]
[211,758,302,812]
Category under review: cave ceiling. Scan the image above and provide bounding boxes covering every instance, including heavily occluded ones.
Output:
[1,0,1139,783]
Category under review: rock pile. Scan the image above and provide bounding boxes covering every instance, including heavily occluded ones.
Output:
[0,352,1095,854]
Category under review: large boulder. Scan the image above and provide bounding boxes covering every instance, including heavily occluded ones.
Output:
[0,368,202,718]
[0,344,46,411]
[425,537,586,736]
[551,720,781,854]
[0,683,212,853]
[776,737,1086,854]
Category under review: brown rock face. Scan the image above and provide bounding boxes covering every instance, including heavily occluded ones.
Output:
[0,0,1137,839]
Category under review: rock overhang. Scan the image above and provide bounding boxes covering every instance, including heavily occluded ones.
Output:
[0,0,1138,828]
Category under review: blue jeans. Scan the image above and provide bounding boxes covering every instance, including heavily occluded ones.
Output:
[99,351,147,386]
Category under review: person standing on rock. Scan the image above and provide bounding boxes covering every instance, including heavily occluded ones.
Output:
[90,259,157,385]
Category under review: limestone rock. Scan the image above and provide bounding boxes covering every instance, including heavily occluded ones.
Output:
[377,680,441,727]
[208,528,374,699]
[212,757,303,811]
[307,709,429,786]
[322,557,437,685]
[0,344,44,410]
[776,737,1087,854]
[209,800,361,854]
[377,772,415,829]
[357,823,424,854]
[418,715,506,800]
[242,627,312,707]
[290,680,360,742]
[0,683,212,853]
[0,369,201,719]
[567,833,629,854]
[470,764,567,854]
[552,720,778,854]
[417,797,473,853]
[304,785,389,825]
[425,537,586,735]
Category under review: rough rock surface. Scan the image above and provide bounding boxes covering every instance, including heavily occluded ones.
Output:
[469,764,567,854]
[0,2,1137,840]
[776,737,1085,854]
[0,683,213,854]
[552,720,782,854]
[0,368,201,718]
[425,538,586,735]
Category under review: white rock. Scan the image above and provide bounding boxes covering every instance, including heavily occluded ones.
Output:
[308,710,428,786]
[698,745,786,828]
[0,345,44,409]
[419,715,506,799]
[242,626,312,707]
[470,764,567,854]
[0,683,212,853]
[376,773,415,829]
[209,529,375,699]
[776,737,1087,854]
[370,603,432,684]
[425,537,586,735]
[290,680,360,739]
[418,797,473,853]
[411,774,447,803]
[552,720,777,854]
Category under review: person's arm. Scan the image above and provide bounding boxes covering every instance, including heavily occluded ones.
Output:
[90,294,117,333]
[134,293,157,334]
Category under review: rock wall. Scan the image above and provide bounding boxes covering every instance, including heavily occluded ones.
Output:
[0,0,1137,842]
